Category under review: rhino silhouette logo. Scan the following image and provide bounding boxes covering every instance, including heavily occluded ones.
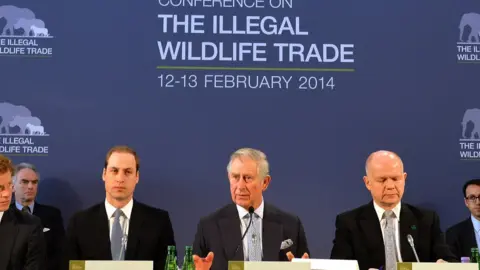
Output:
[0,102,47,135]
[459,12,480,42]
[0,5,50,37]
[461,108,480,139]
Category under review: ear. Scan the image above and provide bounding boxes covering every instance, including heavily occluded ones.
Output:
[262,175,271,191]
[136,171,140,184]
[403,172,407,181]
[363,175,371,191]
[465,198,469,208]
[102,168,106,182]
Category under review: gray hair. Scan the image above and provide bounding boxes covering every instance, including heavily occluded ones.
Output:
[226,148,270,178]
[13,162,40,183]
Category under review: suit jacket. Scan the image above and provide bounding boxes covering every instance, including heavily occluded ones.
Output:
[330,201,457,270]
[32,202,65,270]
[0,206,47,270]
[446,217,477,260]
[64,200,176,270]
[193,202,309,270]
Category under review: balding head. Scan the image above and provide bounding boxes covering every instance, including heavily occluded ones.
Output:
[365,150,404,176]
[363,150,407,210]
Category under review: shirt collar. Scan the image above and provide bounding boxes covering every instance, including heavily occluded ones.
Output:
[373,200,401,221]
[15,201,34,213]
[0,211,4,222]
[471,215,480,232]
[105,198,133,220]
[237,197,264,220]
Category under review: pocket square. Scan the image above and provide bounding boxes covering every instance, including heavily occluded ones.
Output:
[280,239,293,250]
[43,228,50,232]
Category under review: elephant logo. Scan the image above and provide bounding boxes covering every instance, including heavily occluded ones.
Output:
[0,102,47,135]
[0,5,50,37]
[459,12,480,42]
[461,108,480,139]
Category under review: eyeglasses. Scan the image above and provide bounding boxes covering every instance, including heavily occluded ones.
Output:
[466,195,480,202]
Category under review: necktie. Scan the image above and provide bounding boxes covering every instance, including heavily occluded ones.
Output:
[244,213,262,261]
[22,206,30,214]
[111,209,125,260]
[383,210,397,270]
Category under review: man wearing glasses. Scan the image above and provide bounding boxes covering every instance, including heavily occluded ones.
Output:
[446,179,480,260]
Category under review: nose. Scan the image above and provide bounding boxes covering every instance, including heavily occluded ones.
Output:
[385,179,395,189]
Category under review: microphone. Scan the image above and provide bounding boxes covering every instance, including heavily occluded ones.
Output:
[233,206,255,258]
[407,234,420,262]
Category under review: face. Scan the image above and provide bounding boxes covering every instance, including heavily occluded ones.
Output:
[465,185,480,218]
[13,168,38,204]
[364,156,407,209]
[0,171,13,211]
[228,157,270,210]
[103,152,139,203]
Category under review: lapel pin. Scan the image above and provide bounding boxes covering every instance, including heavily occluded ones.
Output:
[411,225,417,230]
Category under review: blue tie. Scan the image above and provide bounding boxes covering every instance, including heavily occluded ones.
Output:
[111,209,125,260]
[244,213,262,261]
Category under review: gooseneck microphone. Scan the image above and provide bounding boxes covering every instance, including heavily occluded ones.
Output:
[233,206,255,258]
[407,234,420,262]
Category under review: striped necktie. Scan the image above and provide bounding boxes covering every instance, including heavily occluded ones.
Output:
[383,210,397,270]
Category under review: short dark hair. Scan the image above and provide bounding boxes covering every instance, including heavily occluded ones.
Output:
[0,154,14,176]
[463,179,480,198]
[104,145,140,171]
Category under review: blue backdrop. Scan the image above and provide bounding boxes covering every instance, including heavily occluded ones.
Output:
[1,0,479,259]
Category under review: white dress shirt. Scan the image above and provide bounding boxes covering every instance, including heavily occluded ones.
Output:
[471,215,480,248]
[237,199,264,260]
[105,198,133,248]
[373,201,403,262]
[0,211,4,223]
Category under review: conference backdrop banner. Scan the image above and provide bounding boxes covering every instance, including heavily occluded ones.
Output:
[0,0,479,258]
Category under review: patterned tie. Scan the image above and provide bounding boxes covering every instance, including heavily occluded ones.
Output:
[22,206,30,214]
[384,210,397,270]
[244,213,262,261]
[111,209,125,260]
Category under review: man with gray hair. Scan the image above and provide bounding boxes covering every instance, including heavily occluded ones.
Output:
[12,162,65,270]
[192,147,309,270]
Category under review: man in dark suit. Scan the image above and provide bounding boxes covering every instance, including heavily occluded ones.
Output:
[330,150,456,270]
[12,162,65,270]
[64,145,176,270]
[192,148,309,270]
[446,179,480,260]
[0,154,46,270]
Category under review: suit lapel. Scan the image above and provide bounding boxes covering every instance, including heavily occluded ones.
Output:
[359,203,385,263]
[96,204,113,259]
[125,201,145,260]
[399,204,418,262]
[219,204,244,261]
[0,208,19,270]
[262,204,283,261]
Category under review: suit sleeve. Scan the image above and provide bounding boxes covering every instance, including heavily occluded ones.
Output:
[63,214,80,269]
[25,218,47,270]
[294,217,309,257]
[445,226,460,261]
[193,218,208,258]
[155,212,176,270]
[330,214,354,259]
[431,212,458,262]
[51,209,66,270]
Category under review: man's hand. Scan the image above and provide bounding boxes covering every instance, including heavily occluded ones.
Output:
[286,252,309,261]
[436,259,447,263]
[193,252,214,270]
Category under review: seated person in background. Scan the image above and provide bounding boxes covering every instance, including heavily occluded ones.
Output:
[446,179,480,260]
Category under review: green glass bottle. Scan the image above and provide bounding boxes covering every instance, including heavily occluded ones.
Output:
[471,247,479,263]
[182,246,195,270]
[165,245,177,270]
